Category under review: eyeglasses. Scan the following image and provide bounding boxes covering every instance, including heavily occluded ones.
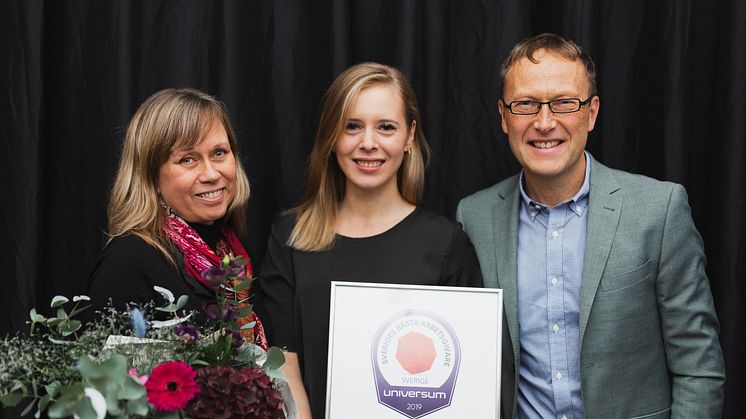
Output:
[502,97,594,115]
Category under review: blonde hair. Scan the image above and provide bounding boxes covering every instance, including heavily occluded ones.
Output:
[288,62,431,251]
[107,88,250,264]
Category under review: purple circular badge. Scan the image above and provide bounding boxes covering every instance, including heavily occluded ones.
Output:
[370,309,461,418]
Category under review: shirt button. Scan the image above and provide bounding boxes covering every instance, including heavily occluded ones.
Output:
[551,230,559,238]
[552,324,560,333]
[551,276,559,286]
[555,372,563,380]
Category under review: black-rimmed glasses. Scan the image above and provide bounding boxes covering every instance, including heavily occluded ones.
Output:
[502,97,593,115]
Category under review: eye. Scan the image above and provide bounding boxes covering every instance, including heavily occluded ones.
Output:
[345,121,362,132]
[179,156,195,165]
[213,148,229,158]
[378,122,398,133]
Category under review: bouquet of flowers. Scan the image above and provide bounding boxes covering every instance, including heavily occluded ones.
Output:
[0,256,295,419]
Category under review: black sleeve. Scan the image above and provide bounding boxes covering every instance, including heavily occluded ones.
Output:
[256,218,297,351]
[440,224,484,288]
[86,236,197,311]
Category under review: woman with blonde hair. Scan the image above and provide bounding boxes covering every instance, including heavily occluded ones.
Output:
[88,88,265,347]
[258,62,482,418]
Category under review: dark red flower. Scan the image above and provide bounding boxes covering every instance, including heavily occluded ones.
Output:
[202,300,238,322]
[185,366,284,418]
[145,361,200,411]
[201,266,230,288]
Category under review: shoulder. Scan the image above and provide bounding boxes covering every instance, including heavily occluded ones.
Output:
[268,213,297,242]
[87,235,176,296]
[591,159,684,202]
[406,207,470,245]
[458,174,519,210]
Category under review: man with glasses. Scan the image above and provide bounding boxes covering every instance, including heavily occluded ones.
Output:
[457,33,724,419]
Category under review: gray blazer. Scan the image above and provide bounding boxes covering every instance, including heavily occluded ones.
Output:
[456,155,725,419]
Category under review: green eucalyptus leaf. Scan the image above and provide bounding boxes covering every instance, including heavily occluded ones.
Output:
[126,396,150,416]
[0,392,24,407]
[29,308,45,322]
[56,308,69,320]
[190,359,211,366]
[20,399,36,416]
[47,387,84,418]
[48,336,73,344]
[10,380,26,392]
[173,295,188,311]
[237,305,254,318]
[262,346,286,372]
[50,296,69,308]
[232,279,252,292]
[265,367,288,382]
[69,305,91,318]
[153,286,175,304]
[155,304,177,312]
[72,295,91,302]
[118,376,147,400]
[46,317,63,327]
[59,320,82,336]
[240,321,257,330]
[74,397,99,419]
[45,381,61,398]
[38,393,52,413]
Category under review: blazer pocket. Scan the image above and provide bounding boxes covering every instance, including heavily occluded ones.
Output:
[599,259,653,293]
[629,406,671,419]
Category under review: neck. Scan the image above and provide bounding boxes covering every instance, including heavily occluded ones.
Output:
[336,185,415,237]
[523,156,587,208]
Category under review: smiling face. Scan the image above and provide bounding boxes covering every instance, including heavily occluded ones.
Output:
[499,50,599,190]
[334,83,415,197]
[157,118,237,224]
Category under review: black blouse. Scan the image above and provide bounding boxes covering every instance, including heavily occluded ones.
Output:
[255,207,483,418]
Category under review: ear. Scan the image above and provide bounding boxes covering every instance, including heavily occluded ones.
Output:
[407,120,416,148]
[497,100,509,134]
[586,96,600,132]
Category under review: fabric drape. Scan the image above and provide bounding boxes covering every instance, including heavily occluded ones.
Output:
[2,1,744,417]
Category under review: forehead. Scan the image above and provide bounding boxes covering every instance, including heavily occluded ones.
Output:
[348,83,405,119]
[504,51,590,99]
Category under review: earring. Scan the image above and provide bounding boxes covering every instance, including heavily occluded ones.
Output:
[405,148,412,155]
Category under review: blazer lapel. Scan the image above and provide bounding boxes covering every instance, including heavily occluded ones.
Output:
[492,177,521,361]
[579,156,622,344]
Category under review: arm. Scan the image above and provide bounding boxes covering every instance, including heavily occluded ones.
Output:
[440,224,484,287]
[282,352,313,419]
[658,184,725,418]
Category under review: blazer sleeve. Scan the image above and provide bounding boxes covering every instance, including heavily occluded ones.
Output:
[658,184,725,417]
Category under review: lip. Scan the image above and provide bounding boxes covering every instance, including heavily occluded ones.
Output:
[528,139,564,151]
[353,158,385,172]
[194,187,226,202]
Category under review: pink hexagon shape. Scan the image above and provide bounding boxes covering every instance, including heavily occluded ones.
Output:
[396,331,436,374]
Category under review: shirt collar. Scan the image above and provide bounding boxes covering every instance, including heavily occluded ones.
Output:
[519,151,591,220]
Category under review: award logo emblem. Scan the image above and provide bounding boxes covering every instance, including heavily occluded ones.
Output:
[371,310,461,418]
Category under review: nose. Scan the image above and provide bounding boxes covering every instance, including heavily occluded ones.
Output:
[199,161,221,182]
[359,128,378,151]
[533,104,557,132]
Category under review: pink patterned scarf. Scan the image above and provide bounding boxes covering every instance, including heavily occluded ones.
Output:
[163,213,267,350]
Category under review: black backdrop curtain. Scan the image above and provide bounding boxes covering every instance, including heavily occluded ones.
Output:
[2,1,744,417]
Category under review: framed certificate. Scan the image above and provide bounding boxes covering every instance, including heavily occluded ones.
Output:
[325,282,503,419]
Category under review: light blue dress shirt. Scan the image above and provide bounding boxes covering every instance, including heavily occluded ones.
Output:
[515,152,590,419]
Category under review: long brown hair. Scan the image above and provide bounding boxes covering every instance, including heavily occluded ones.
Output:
[288,62,431,251]
[107,88,250,264]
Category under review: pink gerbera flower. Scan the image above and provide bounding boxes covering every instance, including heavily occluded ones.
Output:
[145,361,200,411]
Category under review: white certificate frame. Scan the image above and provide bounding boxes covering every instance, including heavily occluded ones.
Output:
[325,281,502,419]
